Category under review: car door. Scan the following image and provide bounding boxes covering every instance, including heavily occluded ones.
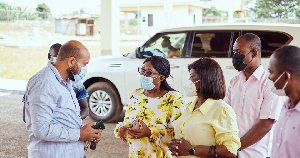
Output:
[124,32,188,100]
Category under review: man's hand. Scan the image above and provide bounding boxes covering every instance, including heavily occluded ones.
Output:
[118,125,130,142]
[240,119,274,149]
[127,118,151,139]
[80,122,102,142]
[78,98,89,119]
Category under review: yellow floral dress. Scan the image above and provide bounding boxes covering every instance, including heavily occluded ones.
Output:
[114,88,185,158]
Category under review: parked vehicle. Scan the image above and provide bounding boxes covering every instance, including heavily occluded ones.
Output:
[83,23,300,122]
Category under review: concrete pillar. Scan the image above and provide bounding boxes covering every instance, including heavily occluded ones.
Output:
[199,9,203,24]
[137,6,140,35]
[100,0,120,56]
[124,12,128,33]
[228,10,234,23]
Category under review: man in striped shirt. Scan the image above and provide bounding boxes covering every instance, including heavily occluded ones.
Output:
[24,40,101,158]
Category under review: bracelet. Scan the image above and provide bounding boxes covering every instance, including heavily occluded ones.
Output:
[213,146,218,158]
[207,146,213,158]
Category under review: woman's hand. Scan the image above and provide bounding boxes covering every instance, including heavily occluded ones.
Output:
[118,125,130,142]
[127,118,151,139]
[176,138,191,156]
[168,138,191,156]
[168,139,180,157]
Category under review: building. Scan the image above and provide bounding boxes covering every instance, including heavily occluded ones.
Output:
[55,15,97,36]
[120,0,210,36]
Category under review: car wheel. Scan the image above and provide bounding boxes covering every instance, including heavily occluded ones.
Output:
[86,82,122,122]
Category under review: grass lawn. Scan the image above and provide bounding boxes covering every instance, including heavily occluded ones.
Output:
[0,21,137,80]
[0,45,135,80]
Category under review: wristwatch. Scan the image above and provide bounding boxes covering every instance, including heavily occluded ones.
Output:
[188,145,195,155]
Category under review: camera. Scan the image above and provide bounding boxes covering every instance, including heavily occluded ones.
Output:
[90,120,105,150]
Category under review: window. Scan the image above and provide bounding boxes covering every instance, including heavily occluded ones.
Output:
[148,14,153,27]
[242,31,291,57]
[190,30,291,58]
[142,33,187,58]
[190,31,239,58]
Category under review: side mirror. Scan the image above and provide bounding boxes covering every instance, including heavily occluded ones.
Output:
[135,47,143,58]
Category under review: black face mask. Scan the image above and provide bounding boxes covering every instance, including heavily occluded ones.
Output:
[232,53,247,71]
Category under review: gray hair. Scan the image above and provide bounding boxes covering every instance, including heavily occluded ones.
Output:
[239,33,261,55]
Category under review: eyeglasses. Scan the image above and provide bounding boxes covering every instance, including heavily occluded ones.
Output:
[138,67,159,77]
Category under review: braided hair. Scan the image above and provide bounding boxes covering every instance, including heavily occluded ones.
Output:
[144,56,175,91]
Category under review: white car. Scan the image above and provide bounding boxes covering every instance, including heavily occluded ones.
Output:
[83,23,300,122]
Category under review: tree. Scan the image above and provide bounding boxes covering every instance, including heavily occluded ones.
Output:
[0,2,28,21]
[203,7,227,17]
[250,0,300,18]
[80,8,85,15]
[36,3,50,19]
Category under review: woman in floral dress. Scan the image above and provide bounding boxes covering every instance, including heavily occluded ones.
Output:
[115,56,185,158]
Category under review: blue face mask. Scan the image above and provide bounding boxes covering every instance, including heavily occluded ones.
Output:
[139,75,159,90]
[74,66,87,81]
[51,57,57,63]
[73,58,87,81]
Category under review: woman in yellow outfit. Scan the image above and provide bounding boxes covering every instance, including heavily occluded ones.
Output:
[168,58,241,157]
[114,56,185,158]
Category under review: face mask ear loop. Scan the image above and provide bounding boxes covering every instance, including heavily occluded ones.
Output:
[286,72,290,80]
[274,72,285,85]
[244,51,253,65]
[282,72,290,89]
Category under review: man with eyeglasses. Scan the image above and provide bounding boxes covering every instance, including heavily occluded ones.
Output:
[224,33,284,158]
[24,40,102,157]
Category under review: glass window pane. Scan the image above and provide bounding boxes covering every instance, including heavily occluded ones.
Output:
[191,31,238,58]
[143,33,187,58]
[243,31,291,57]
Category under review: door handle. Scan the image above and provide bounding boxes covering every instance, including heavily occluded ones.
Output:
[225,66,235,69]
[171,66,180,69]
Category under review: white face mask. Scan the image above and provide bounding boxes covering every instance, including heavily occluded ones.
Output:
[268,72,289,96]
[183,79,199,97]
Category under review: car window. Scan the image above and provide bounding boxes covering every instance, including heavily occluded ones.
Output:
[189,30,292,58]
[142,33,187,58]
[242,31,291,57]
[190,31,239,58]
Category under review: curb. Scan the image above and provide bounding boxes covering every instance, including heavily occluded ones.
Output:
[0,89,25,94]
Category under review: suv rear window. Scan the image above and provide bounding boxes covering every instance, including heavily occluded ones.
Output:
[243,31,291,57]
[190,30,292,58]
[190,31,239,58]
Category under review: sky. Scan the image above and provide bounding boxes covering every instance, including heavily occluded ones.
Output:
[0,0,101,16]
[0,0,242,16]
[211,0,242,11]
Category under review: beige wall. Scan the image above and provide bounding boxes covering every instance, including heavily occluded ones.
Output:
[137,6,203,36]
